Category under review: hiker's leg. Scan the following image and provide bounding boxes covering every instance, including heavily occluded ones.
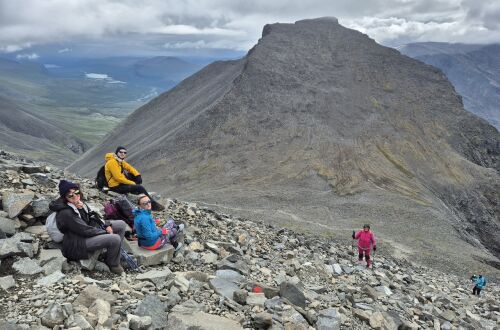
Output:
[110,184,148,196]
[365,252,371,267]
[85,234,122,267]
[109,220,126,241]
[358,247,363,262]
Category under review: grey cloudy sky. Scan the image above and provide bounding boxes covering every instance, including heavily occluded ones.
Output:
[1,0,499,56]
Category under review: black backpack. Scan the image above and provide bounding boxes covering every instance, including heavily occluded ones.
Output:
[95,165,107,190]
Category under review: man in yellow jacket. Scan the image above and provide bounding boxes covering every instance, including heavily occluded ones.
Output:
[105,146,165,211]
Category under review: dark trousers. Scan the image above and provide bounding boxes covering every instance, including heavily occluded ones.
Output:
[473,286,482,296]
[110,184,150,197]
[85,220,126,267]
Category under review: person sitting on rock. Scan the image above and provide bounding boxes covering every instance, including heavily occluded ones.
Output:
[49,179,127,275]
[105,146,165,211]
[471,274,486,296]
[133,194,184,251]
[352,224,377,268]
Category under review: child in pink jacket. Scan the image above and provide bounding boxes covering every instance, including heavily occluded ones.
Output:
[352,224,377,268]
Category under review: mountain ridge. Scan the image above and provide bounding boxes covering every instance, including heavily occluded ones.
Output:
[69,18,500,274]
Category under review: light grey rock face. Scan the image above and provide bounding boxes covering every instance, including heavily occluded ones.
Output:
[134,295,168,330]
[123,239,174,266]
[127,314,152,330]
[2,191,34,218]
[209,277,240,301]
[36,271,66,286]
[31,198,51,218]
[73,285,117,308]
[136,268,173,287]
[69,18,500,274]
[13,257,43,275]
[0,275,16,291]
[317,308,341,330]
[0,232,37,258]
[0,216,17,235]
[167,311,244,330]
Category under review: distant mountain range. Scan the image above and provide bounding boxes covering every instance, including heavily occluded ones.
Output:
[71,18,500,274]
[399,42,500,130]
[0,55,207,164]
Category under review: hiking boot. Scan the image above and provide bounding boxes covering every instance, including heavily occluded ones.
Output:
[110,265,124,275]
[151,200,165,211]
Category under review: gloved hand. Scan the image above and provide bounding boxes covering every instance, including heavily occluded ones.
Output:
[161,228,169,235]
[352,230,355,239]
[373,246,377,251]
[134,175,142,184]
[155,218,161,225]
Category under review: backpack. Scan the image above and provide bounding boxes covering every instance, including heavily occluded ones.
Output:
[45,212,64,243]
[104,196,135,228]
[95,165,107,190]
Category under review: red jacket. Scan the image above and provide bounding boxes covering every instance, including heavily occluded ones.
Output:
[355,230,376,250]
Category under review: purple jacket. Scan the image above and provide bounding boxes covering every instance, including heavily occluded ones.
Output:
[355,230,376,250]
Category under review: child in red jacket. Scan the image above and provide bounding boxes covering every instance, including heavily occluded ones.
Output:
[352,224,377,268]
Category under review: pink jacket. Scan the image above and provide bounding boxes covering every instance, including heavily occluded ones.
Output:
[355,231,376,250]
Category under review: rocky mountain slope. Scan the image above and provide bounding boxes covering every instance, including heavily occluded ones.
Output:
[399,42,500,130]
[69,18,500,276]
[1,150,499,329]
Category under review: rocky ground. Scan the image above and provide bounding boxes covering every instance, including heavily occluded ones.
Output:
[0,149,498,330]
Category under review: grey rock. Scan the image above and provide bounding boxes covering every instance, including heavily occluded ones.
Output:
[167,311,244,329]
[317,308,340,330]
[89,298,111,325]
[233,289,248,305]
[215,269,244,283]
[279,281,306,308]
[128,314,152,330]
[123,239,174,266]
[13,257,43,275]
[135,295,168,330]
[332,263,342,275]
[0,216,17,235]
[2,191,34,218]
[209,277,239,301]
[246,292,267,306]
[21,165,45,174]
[41,256,65,275]
[170,299,207,314]
[24,225,46,236]
[36,271,66,286]
[136,268,173,287]
[0,232,37,258]
[0,275,16,290]
[217,257,250,275]
[31,199,51,218]
[253,312,273,328]
[65,314,93,330]
[41,302,67,328]
[73,284,117,308]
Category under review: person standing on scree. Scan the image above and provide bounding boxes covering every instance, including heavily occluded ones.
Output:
[104,146,165,211]
[352,224,377,268]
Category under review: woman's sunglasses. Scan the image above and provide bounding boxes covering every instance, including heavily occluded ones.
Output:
[118,150,127,154]
[141,200,152,205]
[66,190,81,199]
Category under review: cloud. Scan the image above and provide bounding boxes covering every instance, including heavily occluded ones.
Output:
[16,53,39,60]
[58,48,71,53]
[0,0,499,55]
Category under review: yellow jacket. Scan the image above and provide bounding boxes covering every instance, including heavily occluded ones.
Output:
[104,153,140,187]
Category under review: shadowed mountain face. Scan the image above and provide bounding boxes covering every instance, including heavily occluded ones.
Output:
[70,18,500,274]
[0,95,88,166]
[399,42,500,130]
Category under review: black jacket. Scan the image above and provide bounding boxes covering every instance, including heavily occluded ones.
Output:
[49,198,107,261]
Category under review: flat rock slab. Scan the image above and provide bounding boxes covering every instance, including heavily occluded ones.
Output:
[209,277,239,301]
[136,268,173,287]
[0,216,18,235]
[0,275,16,290]
[25,225,47,236]
[73,285,117,308]
[38,248,64,263]
[2,191,35,218]
[123,240,174,266]
[167,311,244,330]
[0,232,37,259]
[279,281,306,308]
[13,257,43,275]
[135,295,168,330]
[37,271,66,286]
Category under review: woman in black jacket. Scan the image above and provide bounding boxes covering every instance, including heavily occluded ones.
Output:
[49,180,126,274]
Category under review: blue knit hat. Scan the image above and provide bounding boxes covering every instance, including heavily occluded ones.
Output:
[58,180,79,198]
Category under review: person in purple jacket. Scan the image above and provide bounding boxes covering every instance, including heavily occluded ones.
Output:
[352,224,377,268]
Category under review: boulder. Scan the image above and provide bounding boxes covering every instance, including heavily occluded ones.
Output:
[0,232,37,259]
[37,271,66,286]
[246,292,267,306]
[123,239,174,266]
[279,281,306,308]
[65,314,93,330]
[72,284,117,308]
[167,311,244,329]
[316,308,341,330]
[24,225,47,236]
[2,191,35,218]
[0,275,16,291]
[135,295,169,330]
[89,299,111,325]
[209,277,240,301]
[41,303,67,328]
[127,314,152,330]
[13,257,43,275]
[253,312,273,328]
[136,268,173,287]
